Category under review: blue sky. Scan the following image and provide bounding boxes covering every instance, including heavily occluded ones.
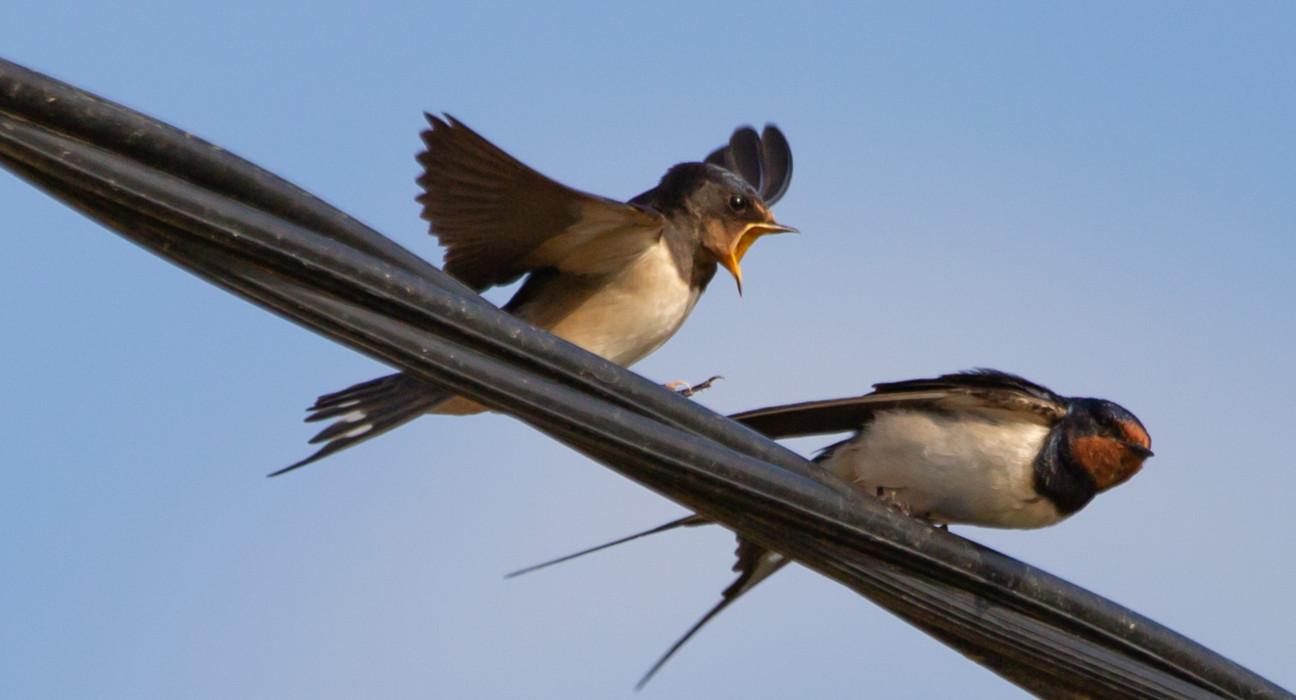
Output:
[3,2,1294,698]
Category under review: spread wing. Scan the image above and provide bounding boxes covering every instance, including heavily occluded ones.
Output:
[732,369,1069,439]
[418,114,664,291]
[704,124,793,205]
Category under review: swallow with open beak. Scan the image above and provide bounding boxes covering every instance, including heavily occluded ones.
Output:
[511,369,1153,687]
[273,117,795,474]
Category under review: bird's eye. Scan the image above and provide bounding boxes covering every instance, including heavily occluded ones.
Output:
[727,195,748,213]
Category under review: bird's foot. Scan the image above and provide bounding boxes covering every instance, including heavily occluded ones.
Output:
[874,487,918,517]
[665,375,724,398]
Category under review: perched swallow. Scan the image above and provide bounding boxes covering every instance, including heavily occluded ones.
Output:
[273,117,795,474]
[512,369,1153,687]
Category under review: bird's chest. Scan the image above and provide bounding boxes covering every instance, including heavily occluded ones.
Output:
[524,240,700,366]
[823,411,1064,529]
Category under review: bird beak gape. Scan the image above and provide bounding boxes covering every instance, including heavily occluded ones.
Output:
[721,220,798,295]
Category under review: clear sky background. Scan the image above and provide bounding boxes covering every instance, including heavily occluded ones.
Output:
[3,3,1294,698]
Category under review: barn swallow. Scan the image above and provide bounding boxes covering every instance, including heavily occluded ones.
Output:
[511,369,1152,687]
[272,117,795,475]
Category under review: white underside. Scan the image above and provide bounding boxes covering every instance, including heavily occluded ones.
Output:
[821,410,1065,529]
[530,238,700,367]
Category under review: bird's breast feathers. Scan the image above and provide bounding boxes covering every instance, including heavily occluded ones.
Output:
[822,410,1064,528]
[524,238,700,367]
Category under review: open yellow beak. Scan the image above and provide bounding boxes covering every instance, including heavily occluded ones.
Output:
[720,221,798,295]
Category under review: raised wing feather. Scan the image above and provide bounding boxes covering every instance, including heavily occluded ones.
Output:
[757,125,792,204]
[704,124,793,205]
[417,114,662,291]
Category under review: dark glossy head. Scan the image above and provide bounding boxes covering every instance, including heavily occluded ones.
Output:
[1064,398,1153,492]
[651,162,796,294]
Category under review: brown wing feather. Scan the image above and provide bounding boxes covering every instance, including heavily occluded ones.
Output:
[872,369,1068,424]
[732,369,1068,439]
[416,114,662,291]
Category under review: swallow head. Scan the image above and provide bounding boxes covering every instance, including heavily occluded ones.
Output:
[655,163,796,295]
[1063,398,1153,492]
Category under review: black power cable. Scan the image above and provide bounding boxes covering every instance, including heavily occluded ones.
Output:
[1,57,1289,700]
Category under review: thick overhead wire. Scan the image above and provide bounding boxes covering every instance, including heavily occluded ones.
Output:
[1,57,1288,700]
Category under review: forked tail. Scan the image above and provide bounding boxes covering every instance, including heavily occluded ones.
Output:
[271,373,452,476]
